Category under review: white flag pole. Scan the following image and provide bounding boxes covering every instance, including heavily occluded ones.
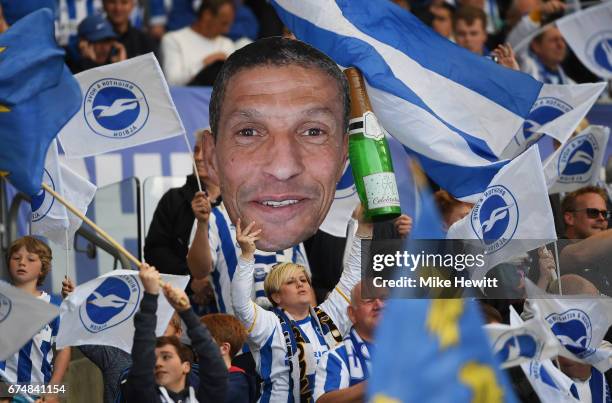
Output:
[553,241,563,295]
[64,229,70,279]
[182,132,203,193]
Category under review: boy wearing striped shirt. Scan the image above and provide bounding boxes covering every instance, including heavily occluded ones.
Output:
[0,236,71,403]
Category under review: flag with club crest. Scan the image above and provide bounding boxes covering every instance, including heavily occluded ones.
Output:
[557,2,612,79]
[269,0,605,200]
[30,140,97,248]
[0,281,59,362]
[543,125,610,194]
[447,146,557,275]
[58,53,185,158]
[56,270,189,353]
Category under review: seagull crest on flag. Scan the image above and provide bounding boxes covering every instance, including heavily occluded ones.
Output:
[87,291,130,308]
[92,98,140,118]
[568,150,593,165]
[481,204,513,234]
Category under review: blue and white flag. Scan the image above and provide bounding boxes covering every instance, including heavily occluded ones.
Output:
[30,140,97,248]
[30,139,69,239]
[544,125,610,194]
[522,359,580,403]
[557,2,612,79]
[58,53,186,158]
[526,282,612,373]
[485,306,563,369]
[56,270,189,353]
[0,282,59,361]
[270,0,605,200]
[447,146,557,271]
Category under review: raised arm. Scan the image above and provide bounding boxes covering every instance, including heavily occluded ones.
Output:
[187,191,214,279]
[319,207,373,335]
[163,285,228,403]
[231,219,278,344]
[124,264,162,403]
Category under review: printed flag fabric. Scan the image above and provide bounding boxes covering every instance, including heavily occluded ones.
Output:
[30,140,70,242]
[269,0,605,200]
[0,9,81,195]
[56,270,189,353]
[543,125,610,194]
[447,146,557,272]
[557,2,612,79]
[485,306,563,369]
[0,281,59,361]
[368,298,517,402]
[58,53,186,158]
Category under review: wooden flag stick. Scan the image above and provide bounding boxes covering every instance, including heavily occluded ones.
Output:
[43,183,139,266]
[42,183,189,307]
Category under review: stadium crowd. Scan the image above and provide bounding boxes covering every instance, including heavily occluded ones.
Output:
[0,0,612,402]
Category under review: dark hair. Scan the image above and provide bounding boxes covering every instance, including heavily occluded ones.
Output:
[200,313,247,358]
[7,236,52,286]
[156,336,194,364]
[531,23,560,46]
[197,0,234,17]
[561,185,608,214]
[209,36,350,139]
[453,6,487,31]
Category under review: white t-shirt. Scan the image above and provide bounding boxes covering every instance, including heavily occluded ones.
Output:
[160,27,236,86]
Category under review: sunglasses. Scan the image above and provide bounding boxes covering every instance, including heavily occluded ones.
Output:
[570,208,612,220]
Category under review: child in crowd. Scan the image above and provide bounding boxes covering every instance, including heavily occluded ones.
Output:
[123,263,227,403]
[200,314,256,403]
[0,236,71,403]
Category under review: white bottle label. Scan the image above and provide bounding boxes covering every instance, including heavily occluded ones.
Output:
[363,111,384,140]
[363,172,400,209]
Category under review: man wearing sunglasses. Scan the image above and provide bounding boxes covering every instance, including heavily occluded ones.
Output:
[562,186,610,239]
[560,186,612,295]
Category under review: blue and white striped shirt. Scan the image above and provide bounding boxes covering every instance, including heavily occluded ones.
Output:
[0,292,61,383]
[313,327,373,401]
[190,203,309,314]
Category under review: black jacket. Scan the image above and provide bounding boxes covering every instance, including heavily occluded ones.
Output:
[124,292,228,403]
[144,175,200,276]
[117,23,159,60]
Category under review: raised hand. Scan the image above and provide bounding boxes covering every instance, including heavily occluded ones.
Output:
[491,43,519,71]
[236,218,262,260]
[139,263,161,295]
[191,191,212,223]
[394,214,413,238]
[162,283,191,312]
[61,276,75,299]
[538,246,557,281]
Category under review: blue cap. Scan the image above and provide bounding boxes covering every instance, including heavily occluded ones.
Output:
[1,0,56,25]
[77,14,117,42]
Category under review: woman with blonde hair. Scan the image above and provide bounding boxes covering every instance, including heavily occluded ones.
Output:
[231,210,370,403]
